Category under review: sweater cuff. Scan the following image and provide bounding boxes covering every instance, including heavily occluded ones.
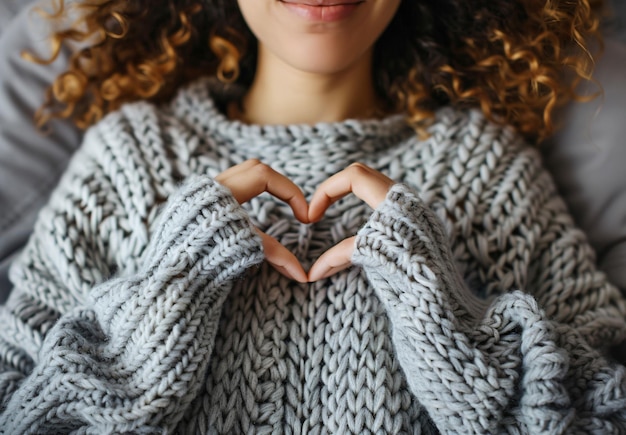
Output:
[146,175,261,269]
[91,175,264,318]
[352,183,490,322]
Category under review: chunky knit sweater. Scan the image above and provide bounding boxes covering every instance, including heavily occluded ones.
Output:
[1,78,626,434]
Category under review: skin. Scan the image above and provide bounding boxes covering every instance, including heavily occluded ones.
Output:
[236,0,401,124]
[218,0,401,282]
[216,161,395,282]
[307,163,395,281]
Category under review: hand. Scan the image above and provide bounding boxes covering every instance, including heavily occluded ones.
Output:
[307,163,395,282]
[215,159,310,282]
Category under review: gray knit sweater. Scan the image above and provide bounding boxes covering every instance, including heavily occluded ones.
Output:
[1,78,625,434]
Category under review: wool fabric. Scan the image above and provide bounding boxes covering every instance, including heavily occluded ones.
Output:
[1,78,626,434]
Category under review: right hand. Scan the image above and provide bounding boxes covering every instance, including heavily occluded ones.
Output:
[215,159,309,282]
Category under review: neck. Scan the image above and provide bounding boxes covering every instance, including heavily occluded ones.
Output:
[235,44,383,125]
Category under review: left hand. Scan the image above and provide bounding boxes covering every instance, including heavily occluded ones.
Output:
[307,163,395,282]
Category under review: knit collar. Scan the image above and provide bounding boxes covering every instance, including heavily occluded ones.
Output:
[170,77,412,150]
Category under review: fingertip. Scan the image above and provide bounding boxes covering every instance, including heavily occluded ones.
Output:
[308,269,333,283]
[307,201,324,223]
[294,274,309,283]
[306,272,319,283]
[279,258,308,283]
[291,266,309,283]
[306,262,325,283]
[295,208,310,225]
[308,211,322,224]
[274,264,306,283]
[291,195,310,224]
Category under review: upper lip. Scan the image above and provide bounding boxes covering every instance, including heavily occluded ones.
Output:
[280,0,364,5]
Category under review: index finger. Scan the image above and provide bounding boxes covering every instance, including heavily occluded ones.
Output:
[308,163,394,222]
[216,160,309,223]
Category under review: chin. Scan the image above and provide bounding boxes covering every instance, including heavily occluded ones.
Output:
[290,55,357,75]
[276,37,370,76]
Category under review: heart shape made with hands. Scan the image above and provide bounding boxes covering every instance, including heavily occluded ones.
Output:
[215,159,395,283]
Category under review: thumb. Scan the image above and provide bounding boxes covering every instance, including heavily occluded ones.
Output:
[307,236,356,282]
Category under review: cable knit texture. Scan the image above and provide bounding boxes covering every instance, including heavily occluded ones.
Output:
[1,78,626,434]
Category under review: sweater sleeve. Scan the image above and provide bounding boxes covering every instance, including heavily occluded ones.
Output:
[352,183,626,434]
[0,125,264,433]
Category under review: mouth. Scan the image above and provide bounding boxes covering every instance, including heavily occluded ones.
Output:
[281,0,364,5]
[279,0,365,22]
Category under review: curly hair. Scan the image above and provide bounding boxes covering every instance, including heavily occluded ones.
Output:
[29,0,604,142]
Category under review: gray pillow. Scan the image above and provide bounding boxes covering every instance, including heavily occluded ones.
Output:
[0,0,25,36]
[0,4,82,302]
[542,38,626,291]
[606,0,626,43]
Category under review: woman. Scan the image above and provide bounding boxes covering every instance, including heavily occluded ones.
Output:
[1,0,624,433]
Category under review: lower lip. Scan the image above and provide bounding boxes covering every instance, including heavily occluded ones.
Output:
[280,2,361,22]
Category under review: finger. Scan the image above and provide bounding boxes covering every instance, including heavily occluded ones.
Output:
[309,163,394,222]
[214,158,261,183]
[215,159,266,203]
[307,236,356,282]
[217,159,309,223]
[260,231,308,283]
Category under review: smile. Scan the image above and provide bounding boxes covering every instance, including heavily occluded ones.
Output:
[279,0,365,22]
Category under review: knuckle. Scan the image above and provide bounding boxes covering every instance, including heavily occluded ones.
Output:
[245,158,263,167]
[348,162,370,175]
[251,160,274,178]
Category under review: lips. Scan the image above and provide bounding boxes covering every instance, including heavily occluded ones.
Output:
[279,0,364,22]
[281,0,363,5]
